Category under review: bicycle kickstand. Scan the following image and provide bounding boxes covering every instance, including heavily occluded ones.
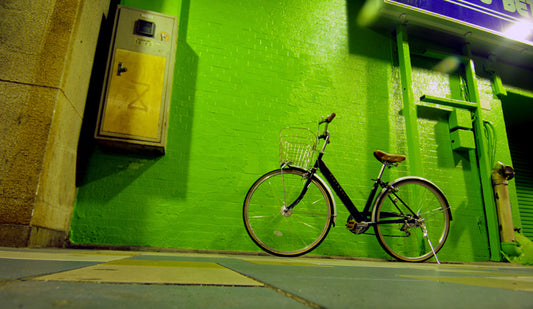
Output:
[422,225,441,265]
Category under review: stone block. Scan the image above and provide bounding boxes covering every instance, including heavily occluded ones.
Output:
[61,0,112,114]
[0,0,80,87]
[32,92,81,231]
[0,224,31,247]
[29,226,67,248]
[0,81,57,224]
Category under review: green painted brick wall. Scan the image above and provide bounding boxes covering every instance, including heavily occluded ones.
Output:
[71,0,524,262]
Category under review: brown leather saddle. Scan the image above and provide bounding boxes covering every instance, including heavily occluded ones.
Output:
[373,150,406,164]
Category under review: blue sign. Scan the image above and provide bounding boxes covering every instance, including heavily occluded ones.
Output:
[387,0,533,44]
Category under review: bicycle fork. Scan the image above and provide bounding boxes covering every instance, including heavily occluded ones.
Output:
[280,167,314,216]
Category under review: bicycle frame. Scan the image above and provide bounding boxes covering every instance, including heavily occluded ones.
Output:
[245,113,452,262]
[286,129,389,224]
[316,154,385,223]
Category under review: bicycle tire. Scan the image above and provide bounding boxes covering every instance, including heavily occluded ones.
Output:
[372,177,451,262]
[243,168,333,257]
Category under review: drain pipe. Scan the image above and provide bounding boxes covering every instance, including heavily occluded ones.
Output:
[491,162,520,257]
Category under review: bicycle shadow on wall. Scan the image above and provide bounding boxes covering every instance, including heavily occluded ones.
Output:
[415,105,490,261]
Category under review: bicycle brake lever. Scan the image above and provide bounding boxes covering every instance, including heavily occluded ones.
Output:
[318,132,331,142]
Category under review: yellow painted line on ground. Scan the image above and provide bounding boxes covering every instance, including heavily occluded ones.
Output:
[106,259,227,268]
[34,259,263,287]
[0,249,133,262]
[401,275,533,292]
[242,259,329,267]
[433,268,533,278]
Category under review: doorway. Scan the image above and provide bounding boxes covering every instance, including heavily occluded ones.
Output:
[502,92,533,239]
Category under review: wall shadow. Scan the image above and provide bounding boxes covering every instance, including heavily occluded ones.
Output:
[164,0,197,199]
[76,0,120,187]
[346,0,392,62]
[346,0,392,178]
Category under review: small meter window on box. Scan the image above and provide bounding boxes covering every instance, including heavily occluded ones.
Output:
[135,19,155,37]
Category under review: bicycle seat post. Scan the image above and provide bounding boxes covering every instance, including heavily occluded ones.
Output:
[376,163,387,182]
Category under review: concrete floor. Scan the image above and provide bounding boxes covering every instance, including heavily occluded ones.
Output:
[0,247,532,308]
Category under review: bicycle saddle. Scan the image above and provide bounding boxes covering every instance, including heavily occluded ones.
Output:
[374,150,406,163]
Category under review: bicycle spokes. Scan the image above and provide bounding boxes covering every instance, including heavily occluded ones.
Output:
[243,168,333,257]
[374,178,450,262]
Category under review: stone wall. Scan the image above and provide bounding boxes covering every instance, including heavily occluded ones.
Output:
[0,0,112,246]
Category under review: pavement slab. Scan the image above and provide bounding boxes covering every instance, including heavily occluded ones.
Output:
[1,247,533,308]
[35,258,263,286]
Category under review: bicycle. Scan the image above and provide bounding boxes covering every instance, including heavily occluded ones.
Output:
[243,113,452,263]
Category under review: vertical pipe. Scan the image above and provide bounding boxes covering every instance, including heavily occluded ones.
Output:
[463,44,501,261]
[396,26,422,177]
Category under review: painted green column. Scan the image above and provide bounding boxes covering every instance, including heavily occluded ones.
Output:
[463,44,501,261]
[397,27,501,261]
[396,26,422,177]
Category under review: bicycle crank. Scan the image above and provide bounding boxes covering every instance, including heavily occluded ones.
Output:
[346,216,369,235]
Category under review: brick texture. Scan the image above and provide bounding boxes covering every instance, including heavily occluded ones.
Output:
[69,0,527,262]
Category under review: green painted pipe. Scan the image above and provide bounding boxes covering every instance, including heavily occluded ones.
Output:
[463,45,501,261]
[396,26,422,177]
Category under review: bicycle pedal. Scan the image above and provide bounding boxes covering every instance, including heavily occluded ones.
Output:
[346,220,369,235]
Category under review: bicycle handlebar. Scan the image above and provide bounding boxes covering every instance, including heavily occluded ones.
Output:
[318,113,335,142]
[320,113,336,124]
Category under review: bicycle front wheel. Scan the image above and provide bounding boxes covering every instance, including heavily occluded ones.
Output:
[243,168,333,257]
[372,177,451,262]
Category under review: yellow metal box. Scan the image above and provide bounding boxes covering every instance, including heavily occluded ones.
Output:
[95,6,178,153]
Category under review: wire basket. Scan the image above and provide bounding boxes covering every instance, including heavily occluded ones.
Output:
[279,127,317,170]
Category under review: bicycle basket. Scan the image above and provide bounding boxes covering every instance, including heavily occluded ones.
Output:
[279,127,317,169]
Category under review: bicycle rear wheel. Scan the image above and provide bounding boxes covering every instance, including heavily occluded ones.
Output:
[372,177,451,262]
[243,168,333,257]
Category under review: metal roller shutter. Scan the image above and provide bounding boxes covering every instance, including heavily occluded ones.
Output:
[509,142,533,239]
